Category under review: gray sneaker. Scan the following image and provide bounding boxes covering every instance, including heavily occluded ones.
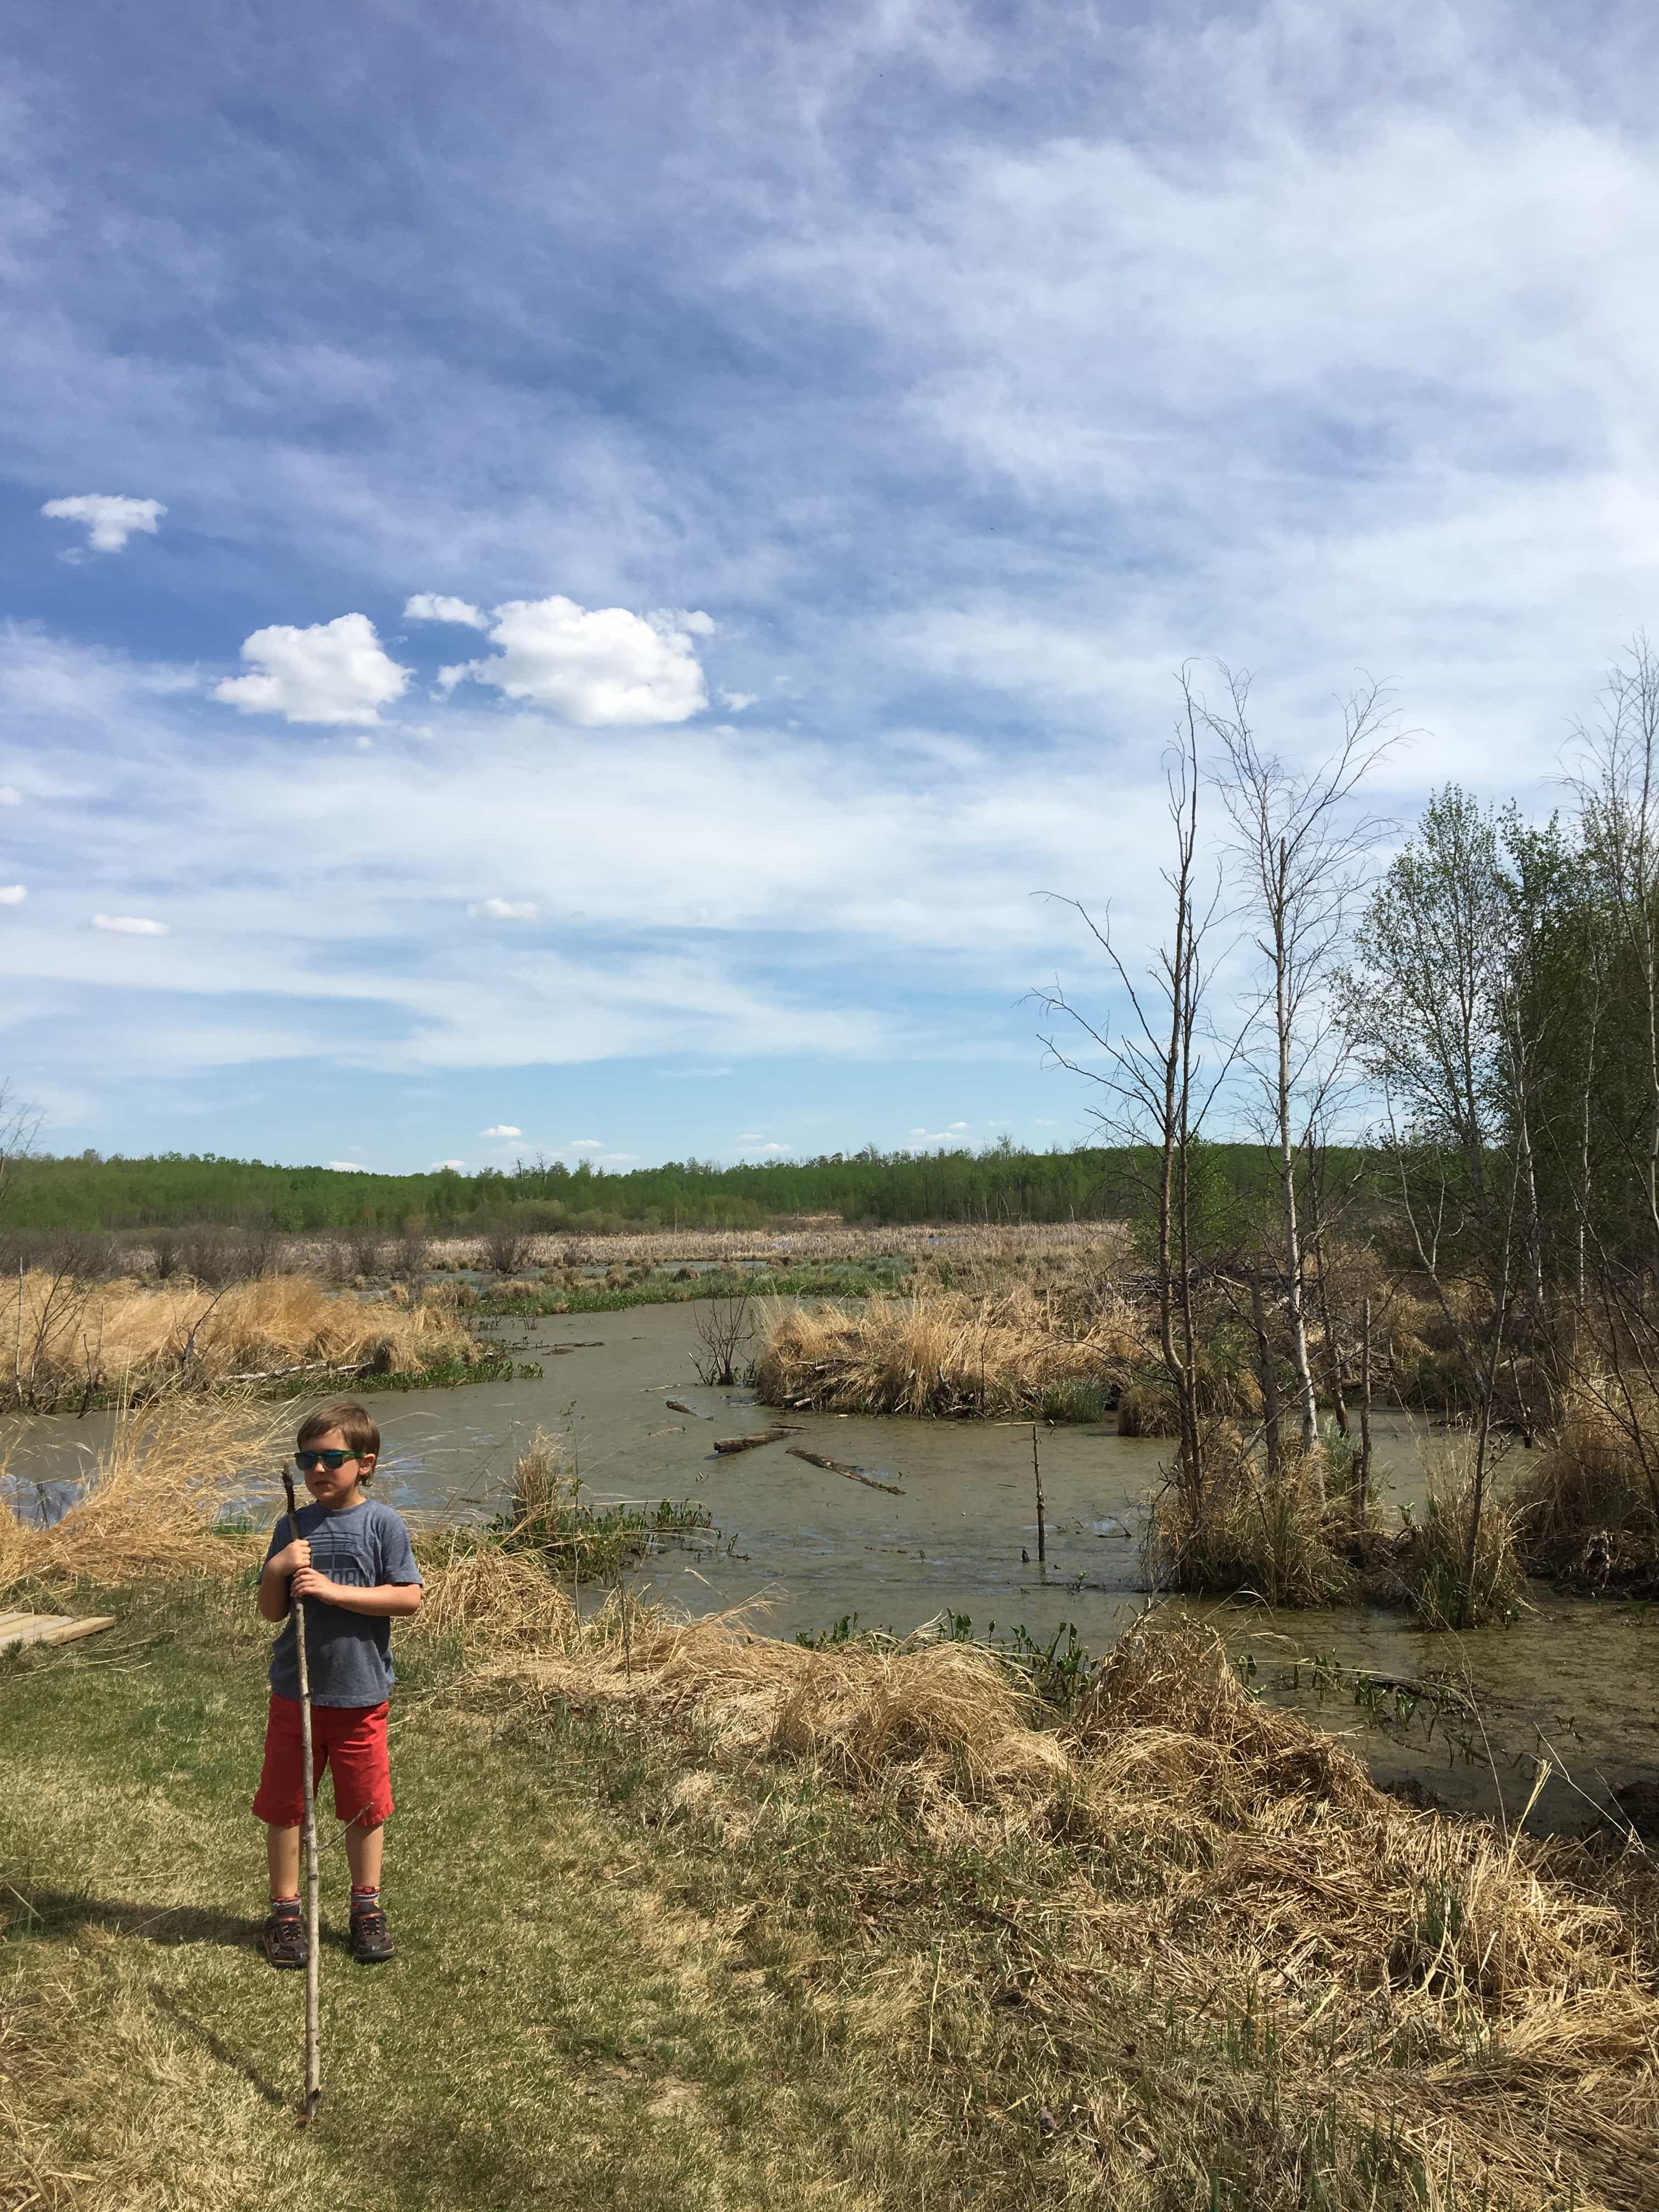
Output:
[262,1908,307,1969]
[349,1904,394,1963]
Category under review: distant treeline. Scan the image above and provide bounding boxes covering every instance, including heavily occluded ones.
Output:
[0,1139,1323,1237]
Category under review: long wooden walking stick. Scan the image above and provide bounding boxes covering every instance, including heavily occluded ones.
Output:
[282,1471,323,2126]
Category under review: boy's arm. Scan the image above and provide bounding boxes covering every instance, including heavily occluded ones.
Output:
[289,1568,422,1617]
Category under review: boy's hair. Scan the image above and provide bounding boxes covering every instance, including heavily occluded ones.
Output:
[297,1400,381,1470]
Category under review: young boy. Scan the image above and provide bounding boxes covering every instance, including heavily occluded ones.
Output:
[254,1401,422,1967]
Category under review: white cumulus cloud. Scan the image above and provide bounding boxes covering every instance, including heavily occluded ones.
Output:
[41,494,166,554]
[569,1138,604,1151]
[0,885,25,906]
[404,593,488,629]
[93,913,168,935]
[467,896,539,921]
[213,613,409,726]
[480,1123,521,1137]
[0,787,20,806]
[432,1159,467,1171]
[439,597,712,725]
[328,1161,366,1173]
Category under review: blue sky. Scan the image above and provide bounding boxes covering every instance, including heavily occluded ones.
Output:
[4,0,1659,1173]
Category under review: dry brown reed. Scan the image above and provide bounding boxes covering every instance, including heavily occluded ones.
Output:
[1514,1375,1659,1583]
[1116,1361,1263,1436]
[1053,1621,1659,2209]
[755,1282,1150,1418]
[409,1528,580,1651]
[0,1389,278,1601]
[0,1268,480,1407]
[503,1218,1136,1276]
[1143,1430,1357,1607]
[1390,1445,1530,1627]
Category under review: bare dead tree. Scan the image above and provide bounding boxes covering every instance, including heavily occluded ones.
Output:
[1209,670,1398,1460]
[691,1281,758,1388]
[1036,672,1246,1514]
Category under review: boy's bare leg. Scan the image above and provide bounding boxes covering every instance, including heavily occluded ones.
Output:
[266,1821,301,1898]
[345,1820,385,1894]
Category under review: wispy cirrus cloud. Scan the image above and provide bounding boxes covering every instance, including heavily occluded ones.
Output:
[467,896,539,922]
[92,913,167,935]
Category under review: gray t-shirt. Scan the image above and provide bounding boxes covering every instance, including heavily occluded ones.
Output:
[264,1497,422,1708]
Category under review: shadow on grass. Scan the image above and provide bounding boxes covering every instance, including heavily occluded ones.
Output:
[148,1983,291,2111]
[5,1883,373,1960]
[4,1884,263,1950]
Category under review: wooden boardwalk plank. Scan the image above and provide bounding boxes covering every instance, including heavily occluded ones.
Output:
[0,1612,116,1651]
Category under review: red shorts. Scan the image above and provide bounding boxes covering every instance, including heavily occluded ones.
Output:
[251,1695,393,1830]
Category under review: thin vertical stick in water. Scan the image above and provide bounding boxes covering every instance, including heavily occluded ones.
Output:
[282,1471,322,2126]
[1031,1421,1046,1573]
[1357,1296,1373,1533]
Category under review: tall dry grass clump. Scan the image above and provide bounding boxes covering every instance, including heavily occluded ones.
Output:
[1391,1444,1529,1627]
[1514,1375,1659,1585]
[755,1283,1149,1419]
[409,1527,581,1652]
[0,1267,482,1408]
[0,1389,279,1601]
[1142,1429,1356,1606]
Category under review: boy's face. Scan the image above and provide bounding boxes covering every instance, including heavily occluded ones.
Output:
[296,1426,374,1509]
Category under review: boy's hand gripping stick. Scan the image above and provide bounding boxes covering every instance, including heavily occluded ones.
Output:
[283,1471,323,2125]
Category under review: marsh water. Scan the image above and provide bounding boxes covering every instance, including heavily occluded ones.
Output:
[8,1301,1654,1834]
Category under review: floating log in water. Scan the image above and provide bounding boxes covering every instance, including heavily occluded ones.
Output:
[664,1398,712,1418]
[786,1447,904,1496]
[713,1427,799,1454]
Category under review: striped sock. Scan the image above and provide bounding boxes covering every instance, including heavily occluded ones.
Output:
[351,1884,381,1914]
[270,1894,301,1912]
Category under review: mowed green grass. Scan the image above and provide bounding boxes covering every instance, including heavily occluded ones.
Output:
[0,1578,955,2212]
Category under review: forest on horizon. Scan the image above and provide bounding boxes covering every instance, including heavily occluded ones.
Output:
[0,1137,1310,1237]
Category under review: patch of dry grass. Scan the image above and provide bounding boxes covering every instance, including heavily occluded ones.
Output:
[1513,1375,1659,1584]
[755,1281,1150,1419]
[1142,1431,1357,1607]
[410,1527,582,1651]
[0,1389,277,1602]
[1390,1446,1530,1627]
[0,1268,483,1409]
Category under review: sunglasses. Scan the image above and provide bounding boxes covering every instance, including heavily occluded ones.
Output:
[295,1449,358,1472]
